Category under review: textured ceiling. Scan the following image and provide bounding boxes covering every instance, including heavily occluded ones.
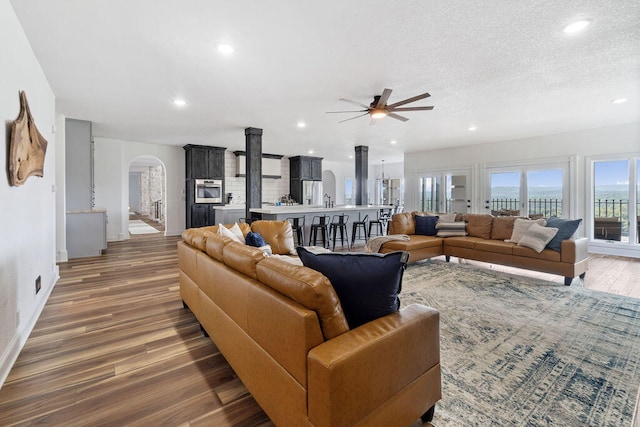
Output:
[10,0,640,164]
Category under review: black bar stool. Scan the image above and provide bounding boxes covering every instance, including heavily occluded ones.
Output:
[286,216,305,246]
[309,215,330,248]
[329,214,349,250]
[351,214,368,249]
[368,208,392,238]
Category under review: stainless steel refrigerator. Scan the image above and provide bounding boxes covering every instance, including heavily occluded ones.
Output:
[302,181,323,206]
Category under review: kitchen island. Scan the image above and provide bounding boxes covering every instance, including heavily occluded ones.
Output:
[250,204,394,248]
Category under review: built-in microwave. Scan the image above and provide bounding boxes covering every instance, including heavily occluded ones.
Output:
[194,179,222,204]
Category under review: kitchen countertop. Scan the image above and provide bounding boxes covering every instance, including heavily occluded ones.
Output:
[249,205,391,215]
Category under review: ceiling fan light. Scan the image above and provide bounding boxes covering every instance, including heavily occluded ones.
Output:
[371,108,387,119]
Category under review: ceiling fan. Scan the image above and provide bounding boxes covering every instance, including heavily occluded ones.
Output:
[327,88,433,123]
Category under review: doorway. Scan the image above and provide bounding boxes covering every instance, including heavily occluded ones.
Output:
[128,156,166,237]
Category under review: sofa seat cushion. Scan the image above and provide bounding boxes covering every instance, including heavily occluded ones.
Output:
[442,236,484,249]
[256,257,349,340]
[382,235,443,251]
[512,245,561,261]
[297,248,409,329]
[475,239,516,255]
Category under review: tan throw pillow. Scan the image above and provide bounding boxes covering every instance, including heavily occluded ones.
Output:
[508,218,546,243]
[437,213,457,223]
[518,223,558,253]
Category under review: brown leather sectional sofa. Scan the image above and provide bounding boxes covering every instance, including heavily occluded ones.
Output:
[380,212,589,286]
[178,220,441,426]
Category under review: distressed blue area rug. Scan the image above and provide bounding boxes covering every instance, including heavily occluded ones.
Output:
[402,259,640,426]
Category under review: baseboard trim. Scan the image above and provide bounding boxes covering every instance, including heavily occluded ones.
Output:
[0,273,58,389]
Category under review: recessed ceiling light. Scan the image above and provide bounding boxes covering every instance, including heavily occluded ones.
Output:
[563,19,591,34]
[308,150,314,154]
[217,44,234,54]
[349,155,353,159]
[297,121,306,128]
[390,140,397,145]
[468,126,477,131]
[173,99,186,107]
[611,98,627,104]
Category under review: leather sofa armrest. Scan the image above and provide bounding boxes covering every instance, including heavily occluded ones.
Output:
[561,237,589,263]
[307,304,440,427]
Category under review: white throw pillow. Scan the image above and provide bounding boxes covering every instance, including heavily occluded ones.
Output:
[508,218,546,243]
[229,222,245,242]
[518,223,558,253]
[217,223,244,244]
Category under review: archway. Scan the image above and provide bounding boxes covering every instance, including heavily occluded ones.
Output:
[128,156,166,237]
[322,170,337,205]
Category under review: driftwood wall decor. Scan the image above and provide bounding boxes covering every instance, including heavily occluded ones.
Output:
[9,91,48,186]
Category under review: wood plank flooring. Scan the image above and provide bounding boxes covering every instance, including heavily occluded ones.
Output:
[0,219,639,426]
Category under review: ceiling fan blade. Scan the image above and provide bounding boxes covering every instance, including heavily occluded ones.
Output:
[326,109,368,114]
[386,92,431,109]
[389,106,434,112]
[339,112,369,123]
[387,112,409,122]
[339,98,370,109]
[376,88,393,108]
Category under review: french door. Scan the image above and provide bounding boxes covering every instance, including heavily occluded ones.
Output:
[418,171,470,213]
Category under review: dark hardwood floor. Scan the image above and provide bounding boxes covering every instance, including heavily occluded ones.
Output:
[0,218,638,425]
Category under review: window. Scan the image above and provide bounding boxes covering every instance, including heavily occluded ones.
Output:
[592,159,636,244]
[485,164,567,217]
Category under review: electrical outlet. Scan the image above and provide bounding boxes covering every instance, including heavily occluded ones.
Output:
[35,275,41,295]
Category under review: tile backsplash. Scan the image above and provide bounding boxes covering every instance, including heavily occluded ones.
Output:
[224,151,290,205]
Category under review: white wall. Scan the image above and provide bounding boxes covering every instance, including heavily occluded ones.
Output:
[404,122,640,213]
[0,0,57,386]
[93,138,185,241]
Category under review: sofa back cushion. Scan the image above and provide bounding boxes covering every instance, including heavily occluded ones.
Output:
[223,241,267,280]
[205,233,235,262]
[388,212,416,235]
[463,214,493,239]
[256,258,349,340]
[491,216,518,240]
[251,220,296,255]
[182,228,217,251]
[297,247,409,329]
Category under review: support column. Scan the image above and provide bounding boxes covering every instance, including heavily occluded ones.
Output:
[355,145,368,206]
[245,127,263,220]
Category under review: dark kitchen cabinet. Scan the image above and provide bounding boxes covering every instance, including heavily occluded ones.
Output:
[184,144,226,228]
[289,156,322,181]
[190,204,215,228]
[184,144,225,179]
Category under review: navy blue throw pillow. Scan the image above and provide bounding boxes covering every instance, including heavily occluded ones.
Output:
[296,247,409,329]
[245,231,266,247]
[545,217,582,252]
[415,215,439,236]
